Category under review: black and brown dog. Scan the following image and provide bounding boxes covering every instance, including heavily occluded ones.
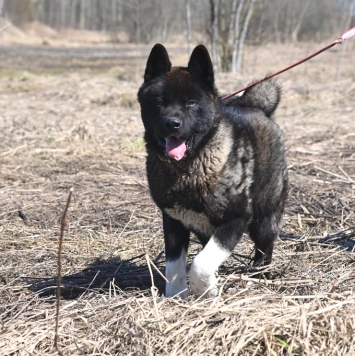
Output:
[138,44,288,298]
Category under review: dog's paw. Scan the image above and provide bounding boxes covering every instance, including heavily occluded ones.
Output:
[189,261,218,298]
[165,251,188,299]
[188,236,229,298]
[165,280,189,299]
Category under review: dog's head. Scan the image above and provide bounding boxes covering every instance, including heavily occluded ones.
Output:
[138,44,219,162]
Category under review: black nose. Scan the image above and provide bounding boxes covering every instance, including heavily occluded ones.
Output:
[164,118,182,133]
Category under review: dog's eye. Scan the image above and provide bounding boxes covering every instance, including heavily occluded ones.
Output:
[186,100,197,108]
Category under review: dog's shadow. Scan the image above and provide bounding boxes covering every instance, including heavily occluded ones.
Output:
[29,250,253,299]
[29,232,354,300]
[29,253,167,299]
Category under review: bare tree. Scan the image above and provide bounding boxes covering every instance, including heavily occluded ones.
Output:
[214,0,256,73]
[221,0,239,71]
[230,0,246,72]
[290,1,311,42]
[197,0,209,45]
[233,0,255,73]
[2,0,352,67]
[185,0,192,56]
[135,0,141,44]
[210,0,221,72]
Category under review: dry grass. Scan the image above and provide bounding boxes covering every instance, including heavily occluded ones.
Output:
[0,41,355,355]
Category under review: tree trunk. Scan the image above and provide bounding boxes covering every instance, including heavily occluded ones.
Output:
[234,0,255,73]
[231,0,245,73]
[220,0,226,33]
[135,0,141,44]
[273,5,281,44]
[161,7,168,42]
[70,0,77,29]
[185,0,192,56]
[227,0,239,48]
[210,0,221,72]
[60,0,66,29]
[255,0,265,44]
[224,0,239,71]
[291,0,311,43]
[117,0,123,27]
[199,0,208,45]
[50,0,57,28]
[79,0,85,29]
[110,0,117,40]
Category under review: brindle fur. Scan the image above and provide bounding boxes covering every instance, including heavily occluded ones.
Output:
[138,44,288,297]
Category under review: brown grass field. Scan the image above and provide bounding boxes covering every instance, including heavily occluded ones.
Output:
[0,33,355,355]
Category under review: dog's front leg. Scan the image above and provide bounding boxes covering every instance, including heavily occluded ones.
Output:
[163,213,190,299]
[189,218,248,298]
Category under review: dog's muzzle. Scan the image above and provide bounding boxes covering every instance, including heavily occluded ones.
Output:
[164,118,182,135]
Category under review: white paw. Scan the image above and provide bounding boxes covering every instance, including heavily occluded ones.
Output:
[165,251,188,299]
[188,236,230,298]
[189,262,218,298]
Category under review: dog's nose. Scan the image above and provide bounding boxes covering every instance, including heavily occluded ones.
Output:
[164,118,182,133]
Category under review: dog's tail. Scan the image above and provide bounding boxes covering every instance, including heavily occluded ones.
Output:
[223,79,281,118]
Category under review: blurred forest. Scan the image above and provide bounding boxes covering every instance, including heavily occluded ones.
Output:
[1,0,354,72]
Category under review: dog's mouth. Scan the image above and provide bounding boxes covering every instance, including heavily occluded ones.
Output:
[156,134,193,161]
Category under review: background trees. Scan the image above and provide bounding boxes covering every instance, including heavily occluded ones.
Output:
[2,0,354,73]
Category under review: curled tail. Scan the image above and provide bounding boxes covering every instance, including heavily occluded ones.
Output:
[223,79,281,118]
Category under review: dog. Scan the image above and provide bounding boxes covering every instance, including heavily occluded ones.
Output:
[138,44,288,299]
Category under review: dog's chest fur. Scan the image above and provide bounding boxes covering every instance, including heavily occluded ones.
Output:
[148,122,254,237]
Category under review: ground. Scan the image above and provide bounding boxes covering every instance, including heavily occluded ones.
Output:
[0,33,355,355]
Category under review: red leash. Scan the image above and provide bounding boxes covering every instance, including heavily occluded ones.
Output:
[220,26,355,101]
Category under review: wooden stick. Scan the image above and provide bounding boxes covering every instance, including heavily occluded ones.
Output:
[54,188,74,356]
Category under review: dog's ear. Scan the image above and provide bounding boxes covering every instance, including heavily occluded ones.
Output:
[188,45,214,86]
[144,44,172,83]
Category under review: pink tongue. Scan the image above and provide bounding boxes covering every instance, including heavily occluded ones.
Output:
[165,137,186,161]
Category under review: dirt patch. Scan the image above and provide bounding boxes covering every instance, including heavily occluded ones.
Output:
[0,42,354,355]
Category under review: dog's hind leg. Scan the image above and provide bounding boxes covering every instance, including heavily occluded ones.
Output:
[163,213,190,299]
[248,212,283,270]
[189,218,249,298]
